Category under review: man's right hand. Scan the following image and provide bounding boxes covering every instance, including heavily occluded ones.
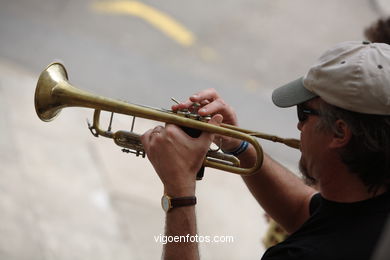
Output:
[172,88,242,152]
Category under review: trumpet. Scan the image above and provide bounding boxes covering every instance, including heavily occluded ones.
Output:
[35,62,300,176]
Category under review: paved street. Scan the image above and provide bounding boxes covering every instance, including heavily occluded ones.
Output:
[0,0,387,259]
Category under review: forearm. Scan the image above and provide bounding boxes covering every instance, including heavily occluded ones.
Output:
[239,144,316,233]
[141,118,222,260]
[163,205,199,260]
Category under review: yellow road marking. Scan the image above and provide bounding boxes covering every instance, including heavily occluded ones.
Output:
[93,1,196,47]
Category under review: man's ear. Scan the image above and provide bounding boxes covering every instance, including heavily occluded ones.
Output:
[329,119,352,148]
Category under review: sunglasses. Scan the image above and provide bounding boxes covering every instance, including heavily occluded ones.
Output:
[297,104,320,122]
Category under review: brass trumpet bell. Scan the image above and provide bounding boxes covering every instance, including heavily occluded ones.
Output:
[35,62,69,121]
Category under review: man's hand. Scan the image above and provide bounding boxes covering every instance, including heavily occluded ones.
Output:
[141,114,223,196]
[171,88,241,152]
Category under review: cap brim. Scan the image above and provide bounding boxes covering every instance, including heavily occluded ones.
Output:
[272,77,317,108]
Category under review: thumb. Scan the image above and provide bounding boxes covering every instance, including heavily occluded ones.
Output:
[208,114,223,126]
[199,114,223,143]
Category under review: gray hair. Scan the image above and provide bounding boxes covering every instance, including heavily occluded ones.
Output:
[316,101,390,193]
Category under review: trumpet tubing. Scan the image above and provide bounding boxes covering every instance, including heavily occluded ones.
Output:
[34,62,300,176]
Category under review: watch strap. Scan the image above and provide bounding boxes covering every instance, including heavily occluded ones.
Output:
[170,196,197,208]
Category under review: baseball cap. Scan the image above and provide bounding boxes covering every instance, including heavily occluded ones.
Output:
[272,41,390,115]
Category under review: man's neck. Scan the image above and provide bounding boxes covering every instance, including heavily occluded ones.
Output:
[317,163,386,202]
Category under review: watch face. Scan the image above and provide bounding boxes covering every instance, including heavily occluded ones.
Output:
[161,195,171,212]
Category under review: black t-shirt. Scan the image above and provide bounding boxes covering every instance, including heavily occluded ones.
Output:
[262,192,390,260]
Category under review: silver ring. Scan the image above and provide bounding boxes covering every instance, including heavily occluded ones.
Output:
[151,131,161,135]
[151,126,163,135]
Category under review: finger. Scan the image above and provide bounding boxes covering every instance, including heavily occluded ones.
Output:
[199,100,210,106]
[171,104,180,111]
[144,125,165,145]
[163,124,193,145]
[199,114,223,144]
[190,88,220,103]
[209,114,224,126]
[172,89,220,111]
[141,128,154,152]
[153,125,164,133]
[171,100,193,111]
[197,98,231,116]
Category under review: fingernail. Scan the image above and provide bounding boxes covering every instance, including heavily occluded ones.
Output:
[200,108,207,113]
[191,95,198,99]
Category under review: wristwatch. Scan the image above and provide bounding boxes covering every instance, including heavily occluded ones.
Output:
[161,194,197,212]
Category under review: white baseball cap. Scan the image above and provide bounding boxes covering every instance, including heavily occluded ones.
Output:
[272,41,390,115]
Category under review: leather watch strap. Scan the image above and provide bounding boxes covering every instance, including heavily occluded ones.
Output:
[162,194,197,212]
[171,196,197,208]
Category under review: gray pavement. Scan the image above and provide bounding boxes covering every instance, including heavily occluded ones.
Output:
[0,0,387,259]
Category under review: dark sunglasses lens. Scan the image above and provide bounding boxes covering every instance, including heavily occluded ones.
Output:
[297,106,307,122]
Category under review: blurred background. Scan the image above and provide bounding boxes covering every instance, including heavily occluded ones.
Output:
[0,0,388,259]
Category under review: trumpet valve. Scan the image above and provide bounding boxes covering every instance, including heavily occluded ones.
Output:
[113,130,145,157]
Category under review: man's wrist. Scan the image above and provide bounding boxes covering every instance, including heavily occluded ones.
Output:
[220,139,242,153]
[164,184,195,197]
[222,141,249,156]
[161,194,197,212]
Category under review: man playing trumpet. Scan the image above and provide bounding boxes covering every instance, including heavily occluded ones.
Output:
[141,41,390,259]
